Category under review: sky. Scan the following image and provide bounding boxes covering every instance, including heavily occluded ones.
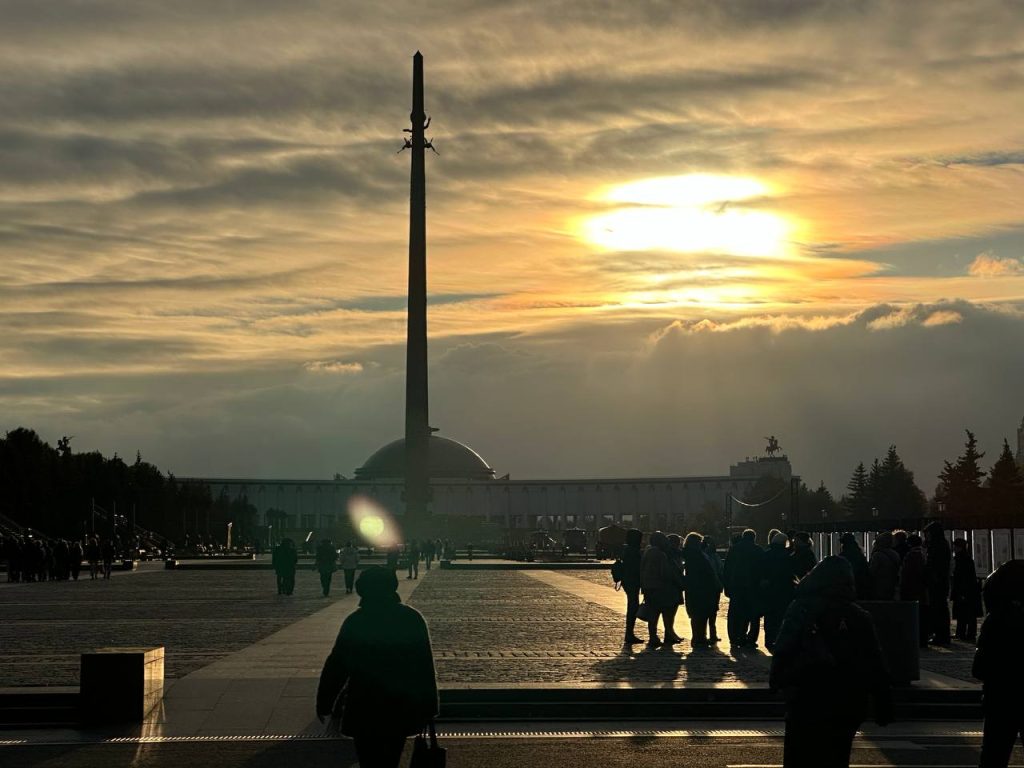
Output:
[2,0,1024,495]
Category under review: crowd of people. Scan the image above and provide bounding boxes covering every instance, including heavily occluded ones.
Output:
[1,533,122,582]
[614,521,982,653]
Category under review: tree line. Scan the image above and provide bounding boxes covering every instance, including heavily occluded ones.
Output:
[0,428,258,544]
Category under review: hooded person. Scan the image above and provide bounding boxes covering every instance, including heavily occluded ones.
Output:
[898,533,929,647]
[924,522,952,644]
[317,566,439,768]
[974,560,1024,766]
[769,556,892,767]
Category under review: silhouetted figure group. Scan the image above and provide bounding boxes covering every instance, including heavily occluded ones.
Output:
[2,534,117,583]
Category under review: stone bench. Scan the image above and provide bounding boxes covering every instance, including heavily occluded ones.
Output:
[80,646,164,724]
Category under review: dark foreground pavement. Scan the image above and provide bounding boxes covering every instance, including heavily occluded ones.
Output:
[0,724,1019,768]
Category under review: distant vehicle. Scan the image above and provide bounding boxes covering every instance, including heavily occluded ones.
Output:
[596,524,628,559]
[562,528,588,555]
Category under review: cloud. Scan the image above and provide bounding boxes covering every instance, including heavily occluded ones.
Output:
[921,309,963,326]
[968,251,1024,277]
[303,361,365,374]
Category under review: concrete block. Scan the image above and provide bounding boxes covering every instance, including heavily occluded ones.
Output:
[80,646,165,723]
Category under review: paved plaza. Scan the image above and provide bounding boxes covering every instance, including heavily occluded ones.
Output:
[1,565,980,692]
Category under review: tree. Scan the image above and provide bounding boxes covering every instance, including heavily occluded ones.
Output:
[844,462,870,519]
[938,429,986,517]
[989,438,1024,520]
[875,445,927,520]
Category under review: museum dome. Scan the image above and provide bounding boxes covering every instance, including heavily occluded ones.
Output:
[355,435,495,481]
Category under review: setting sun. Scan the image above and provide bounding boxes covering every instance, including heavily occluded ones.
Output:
[580,174,794,258]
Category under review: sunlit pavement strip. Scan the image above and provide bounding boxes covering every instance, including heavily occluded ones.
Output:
[0,723,987,746]
[520,569,740,655]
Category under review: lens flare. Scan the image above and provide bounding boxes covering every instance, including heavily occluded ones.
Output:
[347,495,401,548]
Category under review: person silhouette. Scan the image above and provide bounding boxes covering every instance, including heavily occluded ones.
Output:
[973,559,1024,767]
[317,567,438,768]
[769,556,892,767]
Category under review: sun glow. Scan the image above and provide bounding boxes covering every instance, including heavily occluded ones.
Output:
[581,174,793,258]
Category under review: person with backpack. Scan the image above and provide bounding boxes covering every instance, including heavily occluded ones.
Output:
[769,556,892,767]
[612,529,644,644]
[973,560,1024,766]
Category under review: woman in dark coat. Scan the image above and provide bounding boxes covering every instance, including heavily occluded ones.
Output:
[619,529,644,644]
[769,557,892,767]
[640,531,685,648]
[924,522,952,645]
[317,567,438,768]
[683,533,721,646]
[950,538,981,642]
[702,537,724,642]
[762,532,796,652]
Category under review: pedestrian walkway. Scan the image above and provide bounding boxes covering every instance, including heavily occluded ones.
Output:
[146,574,425,736]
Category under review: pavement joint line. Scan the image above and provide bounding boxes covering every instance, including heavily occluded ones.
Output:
[0,728,990,746]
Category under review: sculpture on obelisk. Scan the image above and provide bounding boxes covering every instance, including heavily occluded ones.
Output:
[401,52,435,528]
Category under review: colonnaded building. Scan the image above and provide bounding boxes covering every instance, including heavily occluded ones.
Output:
[186,435,796,542]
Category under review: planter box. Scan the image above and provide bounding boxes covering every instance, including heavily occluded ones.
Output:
[80,646,164,723]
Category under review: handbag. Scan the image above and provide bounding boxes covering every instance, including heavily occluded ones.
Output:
[411,720,446,768]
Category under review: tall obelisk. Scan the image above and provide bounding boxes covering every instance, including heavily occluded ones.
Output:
[404,52,430,528]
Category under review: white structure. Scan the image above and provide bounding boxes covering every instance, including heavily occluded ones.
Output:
[187,442,794,538]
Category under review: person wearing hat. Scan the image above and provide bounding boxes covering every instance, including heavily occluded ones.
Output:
[317,566,438,767]
[973,560,1024,766]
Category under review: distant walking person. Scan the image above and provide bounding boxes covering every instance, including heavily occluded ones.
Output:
[317,567,439,768]
[724,529,766,649]
[763,532,796,652]
[101,539,115,580]
[86,537,100,580]
[340,540,360,594]
[466,542,474,561]
[702,537,724,643]
[69,540,84,581]
[924,522,952,645]
[898,534,929,647]
[615,529,644,644]
[950,538,981,642]
[422,539,435,570]
[406,539,421,580]
[769,556,892,767]
[973,560,1024,767]
[683,533,721,647]
[273,538,298,596]
[386,544,400,572]
[868,531,901,600]
[315,539,339,597]
[640,532,685,648]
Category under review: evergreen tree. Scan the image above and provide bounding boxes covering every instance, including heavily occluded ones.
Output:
[938,429,986,517]
[989,438,1024,520]
[844,462,870,519]
[876,445,927,519]
[867,458,883,513]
